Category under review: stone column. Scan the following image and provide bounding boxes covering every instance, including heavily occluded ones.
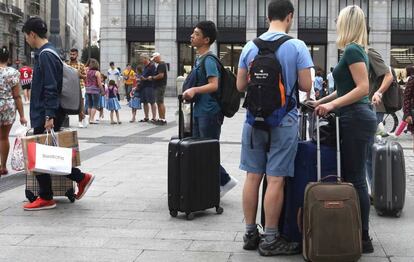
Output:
[327,0,339,70]
[155,0,178,96]
[246,0,257,41]
[100,0,127,75]
[290,0,298,38]
[370,0,391,65]
[206,0,218,54]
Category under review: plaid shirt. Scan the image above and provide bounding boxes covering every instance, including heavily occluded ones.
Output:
[67,61,86,88]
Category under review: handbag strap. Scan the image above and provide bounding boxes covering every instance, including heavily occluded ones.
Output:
[45,130,59,147]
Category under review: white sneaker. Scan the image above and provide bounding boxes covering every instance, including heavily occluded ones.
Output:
[220,175,238,198]
[78,122,84,128]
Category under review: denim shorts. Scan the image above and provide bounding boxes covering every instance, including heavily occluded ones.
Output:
[240,114,298,177]
[85,93,100,109]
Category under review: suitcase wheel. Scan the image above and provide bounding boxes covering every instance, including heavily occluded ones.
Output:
[25,190,37,203]
[394,210,402,218]
[215,206,224,215]
[65,188,76,203]
[169,210,178,217]
[186,212,194,220]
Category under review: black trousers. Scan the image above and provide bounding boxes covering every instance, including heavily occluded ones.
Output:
[33,109,85,200]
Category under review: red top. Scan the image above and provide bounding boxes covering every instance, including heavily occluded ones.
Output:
[19,66,33,85]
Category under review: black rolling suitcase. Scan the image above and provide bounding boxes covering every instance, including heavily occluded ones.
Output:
[372,139,406,217]
[168,95,223,220]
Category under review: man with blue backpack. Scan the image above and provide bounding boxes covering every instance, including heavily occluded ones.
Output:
[236,0,313,256]
[182,20,238,197]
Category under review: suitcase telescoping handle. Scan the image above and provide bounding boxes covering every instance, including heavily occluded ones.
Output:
[316,115,341,182]
[178,95,193,139]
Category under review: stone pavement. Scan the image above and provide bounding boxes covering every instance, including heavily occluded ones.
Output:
[0,97,413,262]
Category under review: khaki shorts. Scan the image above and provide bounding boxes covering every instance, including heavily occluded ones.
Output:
[154,85,166,103]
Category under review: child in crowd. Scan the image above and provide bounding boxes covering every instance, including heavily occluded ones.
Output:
[128,86,141,123]
[106,80,121,124]
[97,73,106,122]
[401,65,414,140]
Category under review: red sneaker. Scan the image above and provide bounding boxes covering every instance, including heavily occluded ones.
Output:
[76,173,95,200]
[24,197,56,211]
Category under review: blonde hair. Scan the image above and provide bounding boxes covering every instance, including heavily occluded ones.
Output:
[336,5,368,49]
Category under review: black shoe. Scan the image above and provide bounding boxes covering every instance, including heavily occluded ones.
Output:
[243,230,261,250]
[258,236,300,256]
[362,238,374,253]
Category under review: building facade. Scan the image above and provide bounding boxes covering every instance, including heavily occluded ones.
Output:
[100,0,414,95]
[0,0,85,67]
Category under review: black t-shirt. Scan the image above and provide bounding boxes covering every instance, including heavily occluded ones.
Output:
[154,62,167,87]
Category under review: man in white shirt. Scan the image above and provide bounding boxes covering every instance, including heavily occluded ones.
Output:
[107,61,121,87]
[327,67,335,95]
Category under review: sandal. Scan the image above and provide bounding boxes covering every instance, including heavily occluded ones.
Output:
[139,118,149,122]
[129,119,136,123]
[110,122,116,125]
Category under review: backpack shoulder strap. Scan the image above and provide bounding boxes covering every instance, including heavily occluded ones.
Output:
[201,54,223,69]
[39,48,63,65]
[253,35,293,53]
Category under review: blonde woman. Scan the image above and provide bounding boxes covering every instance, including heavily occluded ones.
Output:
[310,5,376,253]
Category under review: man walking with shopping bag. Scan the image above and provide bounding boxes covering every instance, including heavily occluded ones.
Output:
[22,17,94,211]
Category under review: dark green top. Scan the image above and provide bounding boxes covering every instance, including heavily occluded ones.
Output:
[333,43,370,104]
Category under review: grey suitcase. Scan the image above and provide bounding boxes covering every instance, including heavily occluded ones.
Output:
[372,139,406,217]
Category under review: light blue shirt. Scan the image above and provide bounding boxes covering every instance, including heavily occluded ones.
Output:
[314,76,324,91]
[238,31,314,120]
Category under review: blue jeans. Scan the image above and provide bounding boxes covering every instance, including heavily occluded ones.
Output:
[365,111,385,187]
[339,103,377,231]
[193,112,230,186]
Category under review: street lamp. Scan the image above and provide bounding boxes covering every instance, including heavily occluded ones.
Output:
[80,0,91,61]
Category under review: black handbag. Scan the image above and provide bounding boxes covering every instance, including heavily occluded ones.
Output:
[311,112,337,147]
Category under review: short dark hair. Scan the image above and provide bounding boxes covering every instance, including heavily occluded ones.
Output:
[22,17,48,39]
[109,61,114,66]
[268,0,294,22]
[195,20,217,45]
[330,67,334,72]
[406,64,414,77]
[0,46,9,63]
[126,63,131,67]
[108,80,116,86]
[70,48,78,53]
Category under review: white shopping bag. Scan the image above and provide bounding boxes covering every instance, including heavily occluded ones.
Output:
[11,125,29,171]
[26,131,72,175]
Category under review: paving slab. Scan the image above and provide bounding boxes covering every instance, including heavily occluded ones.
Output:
[0,98,413,261]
